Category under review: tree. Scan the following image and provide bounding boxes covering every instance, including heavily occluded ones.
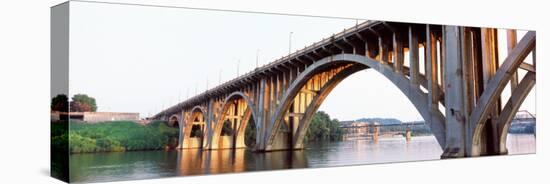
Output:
[70,94,97,112]
[51,94,69,112]
[305,111,343,142]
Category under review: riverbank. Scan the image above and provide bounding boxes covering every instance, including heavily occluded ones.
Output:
[52,120,179,154]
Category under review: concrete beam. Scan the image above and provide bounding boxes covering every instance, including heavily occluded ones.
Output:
[520,62,536,72]
[426,25,439,110]
[299,89,319,95]
[393,32,404,73]
[409,26,420,86]
[507,30,519,90]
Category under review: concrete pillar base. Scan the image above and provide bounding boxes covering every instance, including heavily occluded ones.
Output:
[440,148,464,159]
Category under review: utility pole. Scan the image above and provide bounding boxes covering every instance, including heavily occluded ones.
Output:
[195,82,198,95]
[256,49,260,68]
[288,32,293,55]
[219,69,222,85]
[237,59,240,77]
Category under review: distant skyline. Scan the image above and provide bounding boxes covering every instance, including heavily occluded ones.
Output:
[67,1,535,122]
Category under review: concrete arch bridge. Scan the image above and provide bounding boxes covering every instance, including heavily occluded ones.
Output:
[153,21,536,158]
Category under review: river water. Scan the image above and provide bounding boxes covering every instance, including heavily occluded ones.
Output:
[69,134,535,183]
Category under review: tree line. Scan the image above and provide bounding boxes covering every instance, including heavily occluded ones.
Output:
[51,93,97,112]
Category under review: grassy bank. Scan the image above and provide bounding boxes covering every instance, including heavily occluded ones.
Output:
[53,121,179,154]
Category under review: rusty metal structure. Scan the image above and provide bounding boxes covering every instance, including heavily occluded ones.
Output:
[153,21,535,157]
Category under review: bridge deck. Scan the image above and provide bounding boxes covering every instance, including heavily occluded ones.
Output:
[154,20,417,118]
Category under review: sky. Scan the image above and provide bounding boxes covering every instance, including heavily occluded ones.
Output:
[68,1,535,122]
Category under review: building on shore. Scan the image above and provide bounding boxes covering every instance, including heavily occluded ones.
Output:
[340,121,380,140]
[51,111,140,123]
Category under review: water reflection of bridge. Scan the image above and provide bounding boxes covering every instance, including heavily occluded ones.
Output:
[176,149,308,175]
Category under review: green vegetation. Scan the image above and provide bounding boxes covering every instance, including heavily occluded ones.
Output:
[52,121,179,154]
[244,119,256,147]
[51,94,69,112]
[70,94,98,112]
[304,111,343,142]
[51,121,69,182]
[51,121,69,154]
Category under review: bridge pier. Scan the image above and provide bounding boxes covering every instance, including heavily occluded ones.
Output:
[406,128,412,142]
[439,26,503,158]
[265,131,292,151]
[439,26,469,158]
[261,106,298,151]
[372,125,379,143]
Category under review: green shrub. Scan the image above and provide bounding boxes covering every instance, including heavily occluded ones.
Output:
[53,121,179,154]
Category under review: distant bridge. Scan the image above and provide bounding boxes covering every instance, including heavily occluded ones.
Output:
[154,20,536,158]
[340,123,423,141]
[340,122,426,129]
[514,110,536,121]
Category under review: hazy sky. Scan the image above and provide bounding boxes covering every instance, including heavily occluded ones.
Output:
[68,1,535,122]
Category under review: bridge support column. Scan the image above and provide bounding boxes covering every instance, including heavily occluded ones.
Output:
[177,111,185,149]
[441,26,470,158]
[234,109,252,149]
[267,129,292,151]
[406,128,412,142]
[265,103,294,151]
[373,125,379,143]
[180,112,193,149]
[472,28,502,156]
[255,79,268,151]
[203,99,215,149]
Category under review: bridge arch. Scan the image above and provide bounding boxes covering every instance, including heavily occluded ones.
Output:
[208,91,258,149]
[264,53,446,151]
[189,105,206,116]
[180,105,207,149]
[168,114,184,149]
[188,105,207,136]
[168,114,181,128]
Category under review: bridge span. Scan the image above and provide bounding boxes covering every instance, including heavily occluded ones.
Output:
[153,20,536,158]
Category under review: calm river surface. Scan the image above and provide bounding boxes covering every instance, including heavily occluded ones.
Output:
[69,134,535,183]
